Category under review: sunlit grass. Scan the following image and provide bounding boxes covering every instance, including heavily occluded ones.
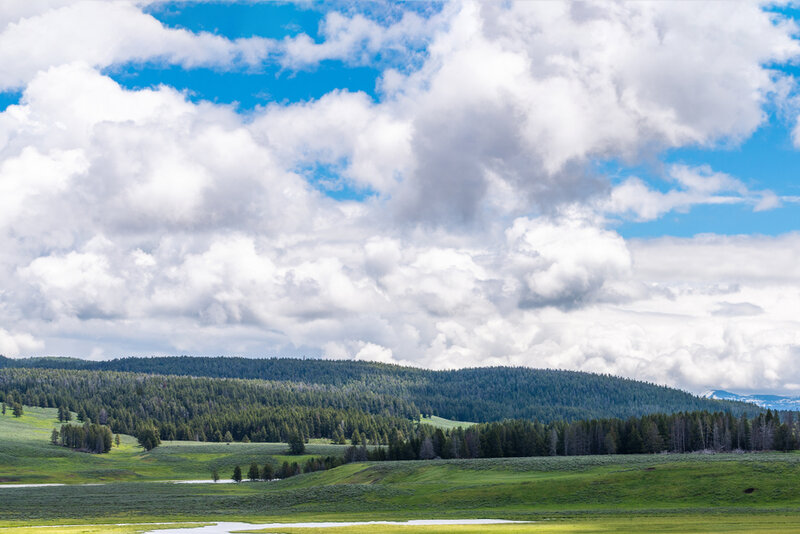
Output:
[0,406,348,484]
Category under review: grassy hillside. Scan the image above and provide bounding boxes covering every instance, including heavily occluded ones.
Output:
[0,406,350,484]
[0,355,757,423]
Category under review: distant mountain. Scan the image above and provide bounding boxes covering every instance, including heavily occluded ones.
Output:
[0,355,759,423]
[704,390,800,411]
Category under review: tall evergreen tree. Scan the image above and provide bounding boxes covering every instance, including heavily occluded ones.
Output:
[248,462,260,481]
[136,425,161,451]
[288,431,305,455]
[261,463,274,481]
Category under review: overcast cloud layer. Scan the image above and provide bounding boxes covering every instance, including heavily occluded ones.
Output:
[1,0,799,394]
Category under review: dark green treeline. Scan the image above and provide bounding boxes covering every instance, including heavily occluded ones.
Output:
[387,410,799,460]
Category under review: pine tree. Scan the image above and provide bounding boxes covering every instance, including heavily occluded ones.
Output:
[212,468,219,483]
[223,430,233,443]
[248,462,260,481]
[232,465,242,483]
[261,463,274,481]
[115,434,121,447]
[136,425,161,451]
[50,428,60,445]
[278,461,290,479]
[288,431,305,455]
[12,403,23,418]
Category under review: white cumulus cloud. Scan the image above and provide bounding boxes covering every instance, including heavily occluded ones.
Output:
[601,164,784,221]
[0,0,275,90]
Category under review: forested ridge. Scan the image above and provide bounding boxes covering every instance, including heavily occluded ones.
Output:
[0,355,754,423]
[0,368,418,444]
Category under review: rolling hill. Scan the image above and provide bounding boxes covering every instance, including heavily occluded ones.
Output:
[0,355,756,426]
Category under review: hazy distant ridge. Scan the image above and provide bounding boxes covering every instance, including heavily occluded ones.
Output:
[704,390,800,411]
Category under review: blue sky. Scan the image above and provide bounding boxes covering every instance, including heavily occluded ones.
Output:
[115,3,383,106]
[604,116,800,237]
[1,1,799,393]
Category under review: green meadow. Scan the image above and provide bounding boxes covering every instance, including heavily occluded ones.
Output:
[4,406,800,532]
[0,406,349,484]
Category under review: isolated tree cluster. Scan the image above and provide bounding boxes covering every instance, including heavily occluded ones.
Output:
[1,395,24,418]
[229,454,343,483]
[54,423,113,454]
[135,425,161,451]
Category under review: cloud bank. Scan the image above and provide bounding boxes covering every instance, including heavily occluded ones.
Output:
[1,0,799,394]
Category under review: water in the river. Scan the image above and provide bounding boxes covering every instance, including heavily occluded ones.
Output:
[145,519,529,533]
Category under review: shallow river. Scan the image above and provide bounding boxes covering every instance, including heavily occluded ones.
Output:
[144,520,528,533]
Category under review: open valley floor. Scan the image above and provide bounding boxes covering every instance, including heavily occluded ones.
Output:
[3,408,800,533]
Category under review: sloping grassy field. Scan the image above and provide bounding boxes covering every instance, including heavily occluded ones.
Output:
[419,415,476,429]
[0,406,349,484]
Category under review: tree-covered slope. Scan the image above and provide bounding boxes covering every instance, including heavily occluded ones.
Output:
[0,355,755,424]
[0,367,417,444]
